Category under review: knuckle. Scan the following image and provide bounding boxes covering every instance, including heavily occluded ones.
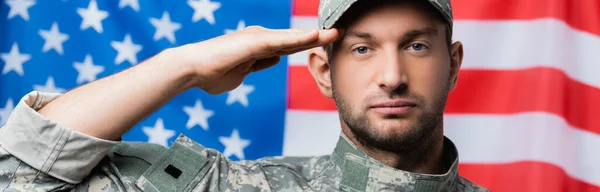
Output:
[245,25,264,31]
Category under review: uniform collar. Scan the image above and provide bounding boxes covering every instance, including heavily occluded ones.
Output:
[330,133,461,191]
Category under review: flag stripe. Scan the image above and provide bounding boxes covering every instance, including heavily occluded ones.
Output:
[454,19,600,88]
[283,111,600,187]
[445,113,600,187]
[283,110,340,156]
[446,68,600,134]
[458,162,600,192]
[451,0,600,36]
[291,0,319,16]
[289,66,600,135]
[291,0,600,36]
[289,18,600,93]
[288,66,336,110]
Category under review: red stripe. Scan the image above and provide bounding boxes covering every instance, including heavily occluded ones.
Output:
[292,0,319,16]
[291,0,600,37]
[288,66,600,135]
[288,66,337,110]
[452,0,600,36]
[459,161,600,192]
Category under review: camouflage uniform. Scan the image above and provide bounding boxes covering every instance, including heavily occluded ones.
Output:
[0,92,488,191]
[0,0,490,191]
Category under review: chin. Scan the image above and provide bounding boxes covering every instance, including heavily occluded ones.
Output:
[371,118,419,138]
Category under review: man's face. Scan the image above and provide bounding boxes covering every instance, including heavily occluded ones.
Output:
[329,2,458,152]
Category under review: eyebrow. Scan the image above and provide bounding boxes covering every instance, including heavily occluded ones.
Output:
[403,27,438,39]
[343,30,374,41]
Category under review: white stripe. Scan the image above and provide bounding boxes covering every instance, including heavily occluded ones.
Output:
[284,110,600,186]
[445,112,600,187]
[288,17,317,66]
[288,17,600,88]
[283,110,341,156]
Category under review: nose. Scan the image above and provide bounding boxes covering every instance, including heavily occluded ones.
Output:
[376,49,407,92]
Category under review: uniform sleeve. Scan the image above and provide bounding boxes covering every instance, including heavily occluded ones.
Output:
[0,91,120,191]
[133,135,282,192]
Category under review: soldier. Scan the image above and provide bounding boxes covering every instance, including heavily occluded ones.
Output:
[0,0,490,191]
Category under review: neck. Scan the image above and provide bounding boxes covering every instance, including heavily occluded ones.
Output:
[341,121,446,174]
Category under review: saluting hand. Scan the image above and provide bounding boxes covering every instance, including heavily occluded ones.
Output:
[171,26,340,94]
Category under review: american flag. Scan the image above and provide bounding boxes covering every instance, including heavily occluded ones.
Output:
[1,0,599,191]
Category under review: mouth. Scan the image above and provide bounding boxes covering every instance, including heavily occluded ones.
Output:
[369,99,417,116]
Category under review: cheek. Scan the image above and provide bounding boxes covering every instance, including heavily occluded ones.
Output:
[332,60,374,108]
[405,57,451,99]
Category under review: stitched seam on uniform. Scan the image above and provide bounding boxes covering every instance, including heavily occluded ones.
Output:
[307,159,335,182]
[188,155,216,191]
[323,0,352,29]
[40,126,69,173]
[178,144,209,192]
[258,163,312,191]
[3,160,23,190]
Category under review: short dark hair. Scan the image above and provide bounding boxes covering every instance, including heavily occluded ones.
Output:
[323,0,453,64]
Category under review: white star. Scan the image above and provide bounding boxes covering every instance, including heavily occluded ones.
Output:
[219,129,250,160]
[225,20,246,34]
[34,77,65,93]
[188,0,221,24]
[226,83,254,107]
[111,34,142,65]
[77,0,108,33]
[0,98,15,126]
[39,22,69,55]
[5,0,35,21]
[143,118,176,147]
[149,12,181,44]
[118,0,139,12]
[183,99,214,130]
[73,54,104,84]
[1,43,30,76]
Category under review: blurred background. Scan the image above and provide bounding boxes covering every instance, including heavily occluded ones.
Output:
[1,0,598,191]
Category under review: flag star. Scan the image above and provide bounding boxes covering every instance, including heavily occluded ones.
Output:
[77,0,109,33]
[111,34,142,65]
[39,22,69,55]
[226,83,254,107]
[1,43,31,76]
[0,98,15,126]
[143,118,176,147]
[183,99,214,130]
[118,0,139,12]
[225,20,246,34]
[219,129,251,160]
[73,54,104,84]
[5,0,35,21]
[149,12,182,44]
[34,77,66,93]
[188,0,221,24]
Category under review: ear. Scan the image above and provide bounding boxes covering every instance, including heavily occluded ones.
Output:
[448,41,464,92]
[307,47,333,98]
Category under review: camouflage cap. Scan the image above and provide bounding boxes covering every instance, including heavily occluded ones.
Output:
[318,0,453,29]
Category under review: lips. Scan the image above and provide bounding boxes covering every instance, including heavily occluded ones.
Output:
[370,99,417,115]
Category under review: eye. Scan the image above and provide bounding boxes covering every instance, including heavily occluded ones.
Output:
[353,46,370,55]
[408,43,427,51]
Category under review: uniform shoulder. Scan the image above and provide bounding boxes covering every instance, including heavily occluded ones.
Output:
[239,155,334,179]
[457,176,490,192]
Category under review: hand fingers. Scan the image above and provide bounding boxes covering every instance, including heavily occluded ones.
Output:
[279,28,341,52]
[251,56,281,72]
[252,28,340,58]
